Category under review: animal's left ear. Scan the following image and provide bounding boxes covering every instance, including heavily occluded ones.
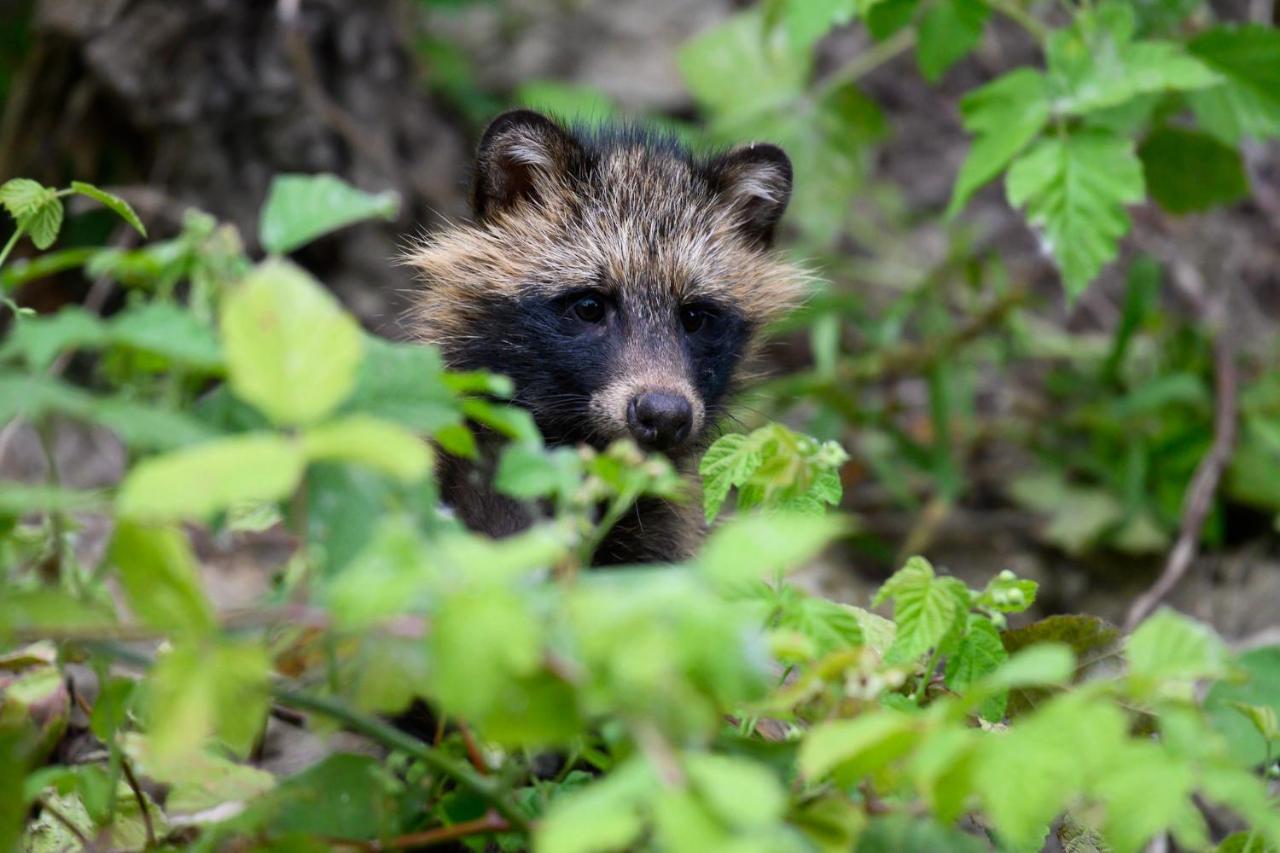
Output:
[708,143,793,247]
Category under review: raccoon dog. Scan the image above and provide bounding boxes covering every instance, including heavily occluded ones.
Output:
[408,109,807,564]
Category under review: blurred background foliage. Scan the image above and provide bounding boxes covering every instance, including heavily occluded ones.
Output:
[1,0,1278,633]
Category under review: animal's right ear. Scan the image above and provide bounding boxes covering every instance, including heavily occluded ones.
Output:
[471,110,581,220]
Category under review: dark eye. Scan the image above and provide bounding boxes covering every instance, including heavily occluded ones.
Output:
[681,305,713,334]
[573,295,606,324]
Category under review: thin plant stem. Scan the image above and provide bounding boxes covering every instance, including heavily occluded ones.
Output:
[914,645,945,705]
[272,687,531,833]
[0,226,23,272]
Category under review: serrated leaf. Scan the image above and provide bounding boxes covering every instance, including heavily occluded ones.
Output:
[259,174,399,255]
[1006,129,1145,299]
[108,520,216,638]
[69,182,147,237]
[944,617,1008,721]
[947,69,1051,217]
[1139,127,1249,214]
[778,595,866,656]
[220,258,364,425]
[0,178,49,219]
[301,415,432,482]
[916,0,988,82]
[699,432,763,522]
[1047,2,1220,116]
[117,433,305,521]
[874,556,967,662]
[21,194,64,250]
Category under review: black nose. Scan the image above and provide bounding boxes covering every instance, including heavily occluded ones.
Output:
[627,391,693,451]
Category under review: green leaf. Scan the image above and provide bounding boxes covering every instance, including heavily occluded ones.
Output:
[537,758,656,853]
[873,556,967,662]
[1187,25,1280,144]
[0,307,107,370]
[978,644,1076,691]
[0,373,214,450]
[975,569,1037,613]
[144,640,270,774]
[301,415,433,482]
[699,432,763,522]
[915,0,988,82]
[340,337,463,434]
[123,734,275,818]
[0,247,98,292]
[259,174,399,255]
[678,9,808,123]
[0,482,108,517]
[944,617,1009,721]
[946,69,1051,217]
[778,594,867,657]
[780,0,857,52]
[324,518,434,629]
[699,512,845,586]
[69,182,147,237]
[117,433,306,521]
[1093,742,1204,852]
[685,753,786,829]
[20,193,64,250]
[1206,646,1280,765]
[1006,129,1145,299]
[1047,2,1220,116]
[865,0,919,39]
[801,711,920,781]
[428,587,544,727]
[1127,608,1231,688]
[0,178,50,219]
[0,178,64,249]
[107,302,224,371]
[108,520,216,638]
[495,444,583,501]
[857,815,989,853]
[1139,127,1249,214]
[253,753,402,841]
[220,258,364,425]
[974,694,1122,849]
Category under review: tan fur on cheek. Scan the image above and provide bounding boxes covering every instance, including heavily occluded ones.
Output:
[588,371,705,445]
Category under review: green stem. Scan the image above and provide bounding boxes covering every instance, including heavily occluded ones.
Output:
[578,487,641,566]
[914,645,945,705]
[815,28,917,100]
[84,642,531,834]
[981,0,1049,45]
[0,226,23,272]
[272,687,532,833]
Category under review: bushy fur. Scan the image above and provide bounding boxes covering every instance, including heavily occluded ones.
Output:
[406,111,808,563]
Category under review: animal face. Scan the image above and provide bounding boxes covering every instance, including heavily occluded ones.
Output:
[409,110,807,459]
